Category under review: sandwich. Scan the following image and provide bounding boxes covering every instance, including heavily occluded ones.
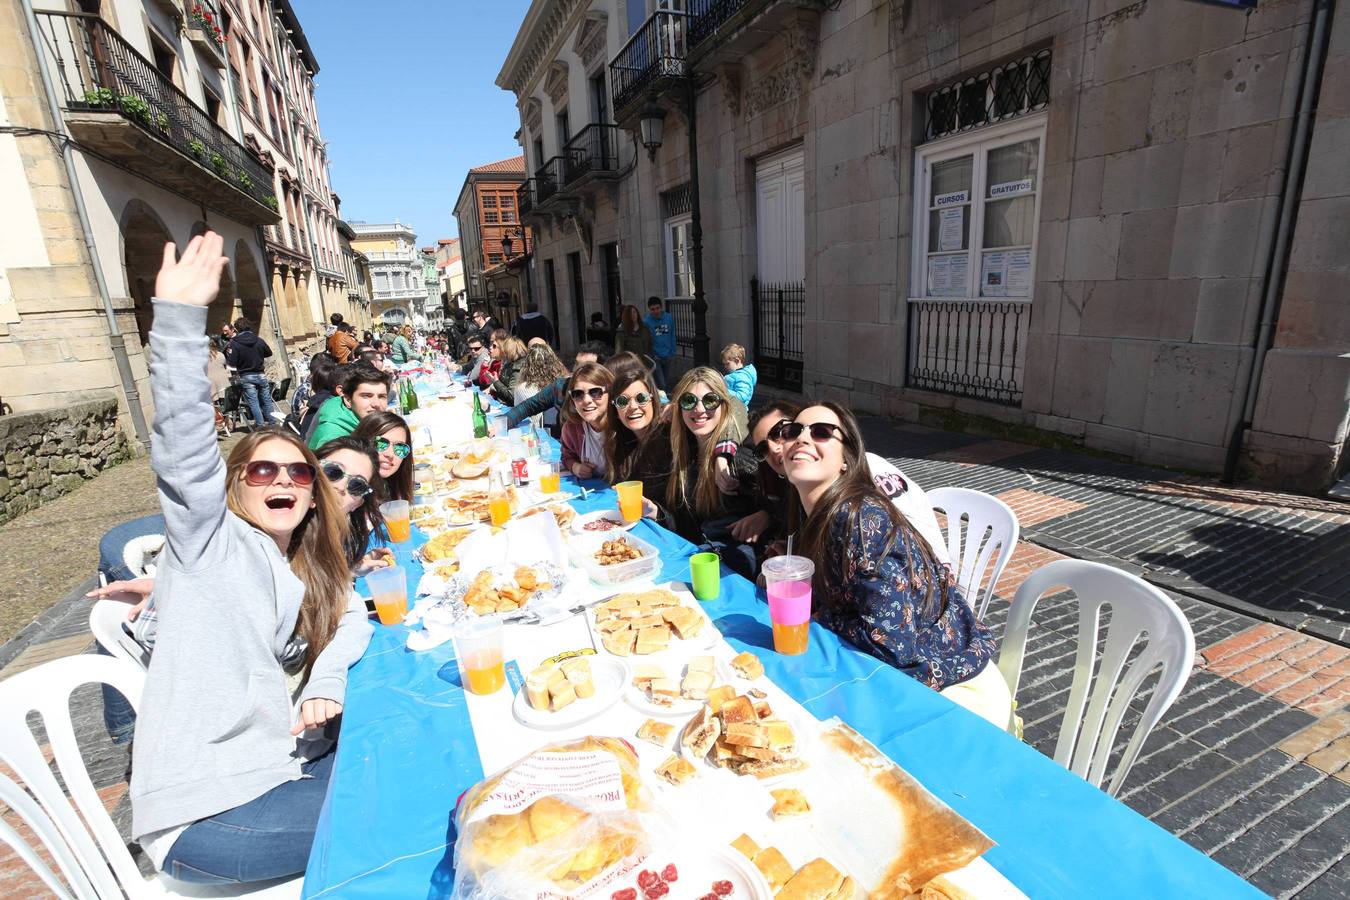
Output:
[636,719,674,747]
[681,705,721,759]
[776,858,854,900]
[731,650,764,680]
[731,833,761,859]
[654,755,697,787]
[770,788,811,819]
[752,847,795,892]
[559,657,594,699]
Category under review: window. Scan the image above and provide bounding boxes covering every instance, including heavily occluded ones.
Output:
[556,109,570,152]
[533,136,545,172]
[482,194,498,208]
[487,252,504,265]
[502,210,516,224]
[664,215,694,298]
[203,87,223,126]
[373,271,388,291]
[911,114,1044,300]
[484,211,499,224]
[149,34,177,84]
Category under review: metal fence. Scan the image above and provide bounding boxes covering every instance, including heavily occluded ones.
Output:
[664,298,696,359]
[563,123,620,184]
[534,156,567,205]
[36,11,275,210]
[610,9,689,112]
[750,278,804,392]
[906,300,1029,406]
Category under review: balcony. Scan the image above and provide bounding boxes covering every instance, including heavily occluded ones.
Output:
[183,0,226,69]
[563,123,622,187]
[517,179,536,219]
[36,12,278,226]
[533,156,568,207]
[609,9,689,121]
[686,0,826,68]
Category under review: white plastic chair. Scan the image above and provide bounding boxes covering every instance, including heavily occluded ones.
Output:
[89,599,150,671]
[927,487,1020,617]
[0,770,94,899]
[0,655,300,898]
[997,559,1196,797]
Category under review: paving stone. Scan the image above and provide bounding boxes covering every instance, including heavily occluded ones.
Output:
[1248,801,1350,898]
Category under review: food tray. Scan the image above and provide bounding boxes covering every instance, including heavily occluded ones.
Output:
[568,530,662,586]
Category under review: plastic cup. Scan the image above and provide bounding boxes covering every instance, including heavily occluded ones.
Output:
[366,565,408,626]
[380,500,411,543]
[454,618,505,695]
[762,555,815,655]
[689,552,721,602]
[538,460,560,494]
[615,481,643,524]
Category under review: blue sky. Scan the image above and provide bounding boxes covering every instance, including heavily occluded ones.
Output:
[293,0,532,244]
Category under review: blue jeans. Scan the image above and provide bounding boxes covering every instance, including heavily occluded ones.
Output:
[653,356,672,392]
[162,748,335,884]
[238,373,276,427]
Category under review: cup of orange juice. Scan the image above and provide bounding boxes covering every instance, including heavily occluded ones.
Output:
[615,480,643,524]
[366,565,408,626]
[453,618,506,695]
[763,555,814,656]
[538,460,561,494]
[380,500,411,543]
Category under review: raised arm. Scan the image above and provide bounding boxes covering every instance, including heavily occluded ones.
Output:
[148,234,232,570]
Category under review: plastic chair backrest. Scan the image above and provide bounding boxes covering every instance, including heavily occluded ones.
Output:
[927,487,1020,617]
[0,769,94,900]
[997,559,1196,796]
[88,600,150,671]
[0,655,145,897]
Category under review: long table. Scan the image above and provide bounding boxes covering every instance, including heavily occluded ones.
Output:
[302,408,1259,898]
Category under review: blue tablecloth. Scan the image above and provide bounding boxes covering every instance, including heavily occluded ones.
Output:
[305,482,1258,899]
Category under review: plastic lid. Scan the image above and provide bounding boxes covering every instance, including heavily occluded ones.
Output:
[761,554,814,581]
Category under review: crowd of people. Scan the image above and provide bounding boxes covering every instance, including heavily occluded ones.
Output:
[100,232,1005,887]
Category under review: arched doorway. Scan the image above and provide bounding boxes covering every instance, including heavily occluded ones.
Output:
[119,199,175,347]
[234,240,268,339]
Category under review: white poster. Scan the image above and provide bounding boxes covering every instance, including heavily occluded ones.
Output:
[938,207,964,252]
[981,251,1008,297]
[1006,248,1032,297]
[989,178,1034,199]
[927,254,968,297]
[934,190,969,208]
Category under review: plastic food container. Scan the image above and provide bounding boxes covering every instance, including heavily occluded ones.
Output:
[568,530,662,586]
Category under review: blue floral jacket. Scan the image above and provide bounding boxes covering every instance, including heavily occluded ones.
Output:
[815,497,995,690]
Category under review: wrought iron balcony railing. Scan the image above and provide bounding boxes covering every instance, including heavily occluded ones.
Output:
[563,123,621,184]
[35,12,277,221]
[517,179,536,218]
[609,9,688,115]
[906,299,1029,407]
[534,156,568,206]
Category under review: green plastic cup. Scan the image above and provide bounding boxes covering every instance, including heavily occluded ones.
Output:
[689,552,721,602]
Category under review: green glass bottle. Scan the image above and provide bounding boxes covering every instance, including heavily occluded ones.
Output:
[471,388,488,439]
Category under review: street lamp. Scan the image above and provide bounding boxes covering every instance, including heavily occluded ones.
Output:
[639,101,667,160]
[501,232,514,259]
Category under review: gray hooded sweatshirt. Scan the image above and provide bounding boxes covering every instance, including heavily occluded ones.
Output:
[131,299,372,857]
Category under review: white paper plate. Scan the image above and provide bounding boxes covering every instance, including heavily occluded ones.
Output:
[627,845,772,900]
[624,657,734,718]
[510,657,629,730]
[571,508,637,535]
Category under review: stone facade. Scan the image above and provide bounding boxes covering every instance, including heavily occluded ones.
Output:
[0,397,129,525]
[500,0,1348,492]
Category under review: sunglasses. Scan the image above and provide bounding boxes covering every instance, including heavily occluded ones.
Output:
[571,387,607,402]
[374,436,412,458]
[321,461,373,499]
[243,460,316,487]
[752,419,793,461]
[678,392,722,412]
[613,391,652,410]
[780,422,846,444]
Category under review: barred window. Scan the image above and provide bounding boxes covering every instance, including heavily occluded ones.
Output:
[924,49,1050,142]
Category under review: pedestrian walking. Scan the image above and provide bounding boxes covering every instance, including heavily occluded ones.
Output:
[224,316,276,429]
[644,296,676,391]
[615,303,654,362]
[586,311,612,345]
[511,302,555,346]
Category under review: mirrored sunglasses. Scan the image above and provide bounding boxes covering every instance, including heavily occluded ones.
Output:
[613,391,652,409]
[678,392,722,412]
[320,461,373,499]
[374,436,411,458]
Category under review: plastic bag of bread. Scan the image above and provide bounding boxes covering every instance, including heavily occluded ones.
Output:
[451,736,659,898]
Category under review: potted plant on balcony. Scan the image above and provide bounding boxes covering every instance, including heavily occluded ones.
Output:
[208,151,228,177]
[188,138,205,159]
[264,194,279,212]
[83,87,114,108]
[238,171,253,190]
[187,4,226,47]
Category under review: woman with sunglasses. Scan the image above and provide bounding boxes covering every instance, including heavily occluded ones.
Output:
[605,361,671,503]
[352,411,414,503]
[474,328,508,390]
[666,368,757,564]
[131,233,372,885]
[726,401,803,553]
[782,403,1008,728]
[561,362,613,481]
[488,334,528,404]
[314,436,393,575]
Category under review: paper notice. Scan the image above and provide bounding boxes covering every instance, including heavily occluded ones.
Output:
[939,207,964,252]
[1006,248,1032,297]
[927,254,969,298]
[981,251,1008,298]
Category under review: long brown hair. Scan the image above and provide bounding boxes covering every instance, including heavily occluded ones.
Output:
[605,360,666,482]
[750,399,802,507]
[517,342,568,388]
[620,304,642,333]
[352,411,414,502]
[562,362,614,426]
[225,429,349,681]
[787,402,947,620]
[666,367,736,519]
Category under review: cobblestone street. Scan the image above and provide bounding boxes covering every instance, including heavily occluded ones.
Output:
[1,420,1347,897]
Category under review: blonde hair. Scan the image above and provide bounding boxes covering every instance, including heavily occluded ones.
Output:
[666,367,736,519]
[518,342,568,387]
[497,335,527,363]
[720,343,745,365]
[224,430,350,682]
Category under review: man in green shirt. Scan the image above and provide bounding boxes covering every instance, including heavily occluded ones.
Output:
[307,362,392,449]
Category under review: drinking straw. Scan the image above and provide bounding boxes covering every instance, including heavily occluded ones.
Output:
[786,534,794,557]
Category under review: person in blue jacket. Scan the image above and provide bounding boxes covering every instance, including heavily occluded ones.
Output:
[644,296,676,391]
[720,343,757,408]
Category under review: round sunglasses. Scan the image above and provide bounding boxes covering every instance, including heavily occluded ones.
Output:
[753,418,793,461]
[613,391,652,410]
[374,436,411,459]
[780,421,846,444]
[571,386,607,402]
[321,461,373,499]
[243,460,316,487]
[678,392,722,412]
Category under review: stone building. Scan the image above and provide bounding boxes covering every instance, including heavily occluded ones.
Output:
[453,155,531,331]
[435,237,467,312]
[500,0,1349,491]
[348,221,427,328]
[337,219,373,334]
